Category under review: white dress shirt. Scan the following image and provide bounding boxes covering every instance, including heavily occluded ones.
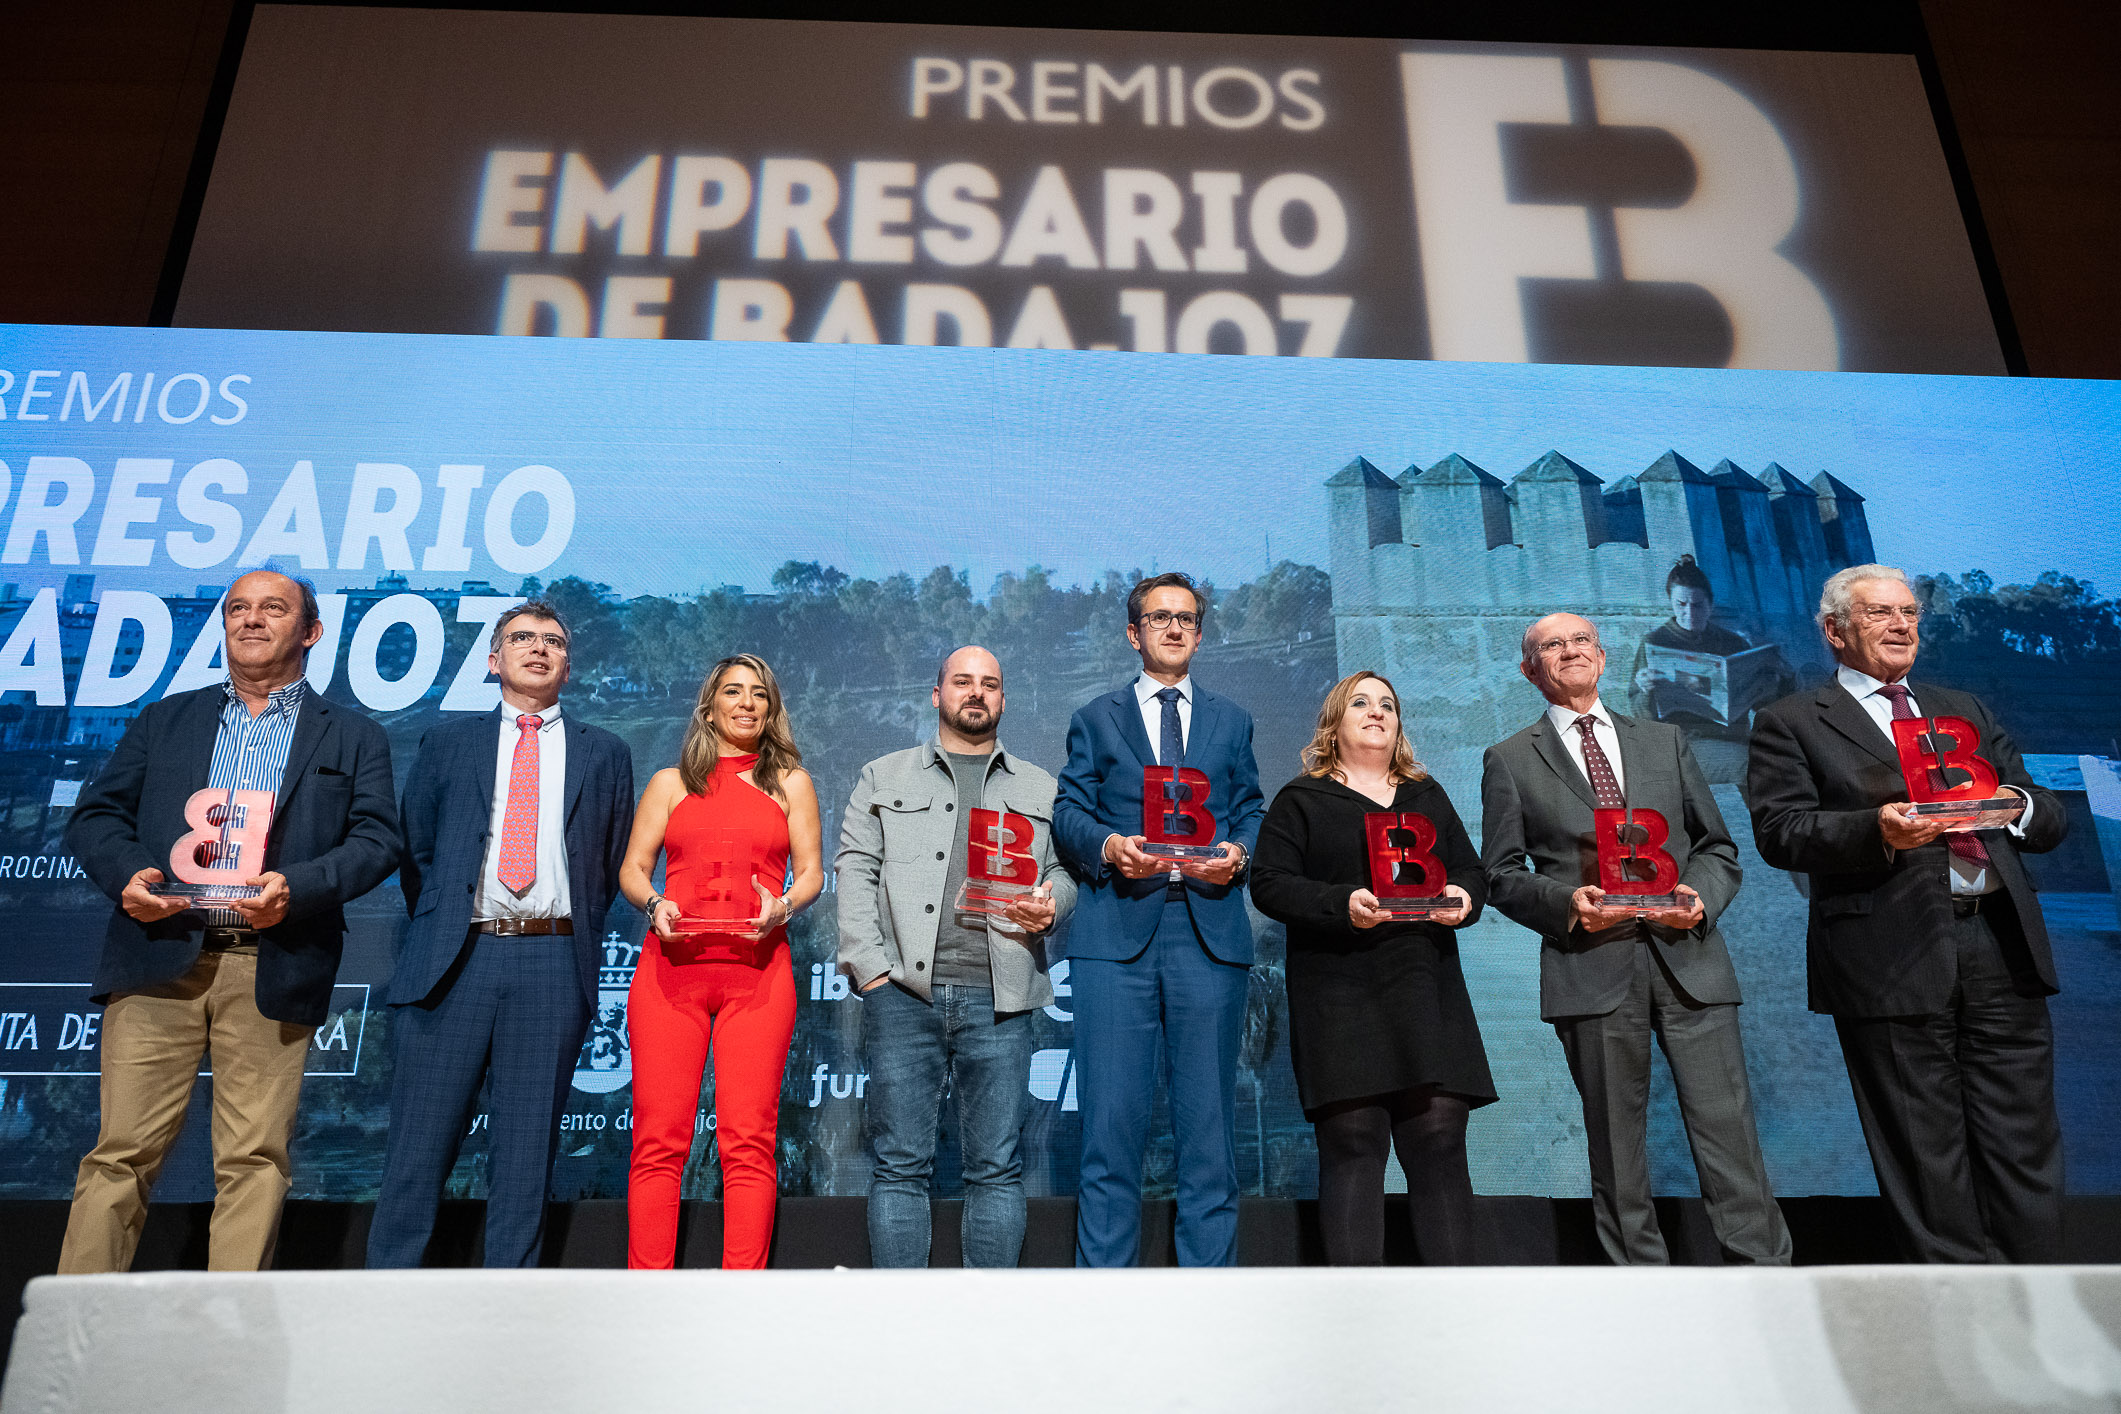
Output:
[476,701,572,921]
[1545,698,1626,799]
[1133,672,1193,763]
[1834,665,2032,895]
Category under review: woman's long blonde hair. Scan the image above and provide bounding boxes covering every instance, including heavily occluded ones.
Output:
[1300,669,1427,784]
[678,653,802,800]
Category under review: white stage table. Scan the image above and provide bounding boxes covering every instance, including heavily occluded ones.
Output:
[5,1266,2119,1413]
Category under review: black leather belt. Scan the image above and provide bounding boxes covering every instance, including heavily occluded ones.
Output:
[199,927,257,951]
[472,918,574,936]
[1951,895,1990,918]
[1165,879,1187,899]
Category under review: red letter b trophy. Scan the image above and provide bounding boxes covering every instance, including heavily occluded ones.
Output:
[1141,766,1222,863]
[956,808,1044,916]
[1592,805,1687,919]
[1890,713,2020,829]
[1362,812,1452,919]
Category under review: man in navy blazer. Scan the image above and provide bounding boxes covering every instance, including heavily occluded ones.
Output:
[367,599,634,1268]
[62,570,399,1273]
[1054,572,1264,1266]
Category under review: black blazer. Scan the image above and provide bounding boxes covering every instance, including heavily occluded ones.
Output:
[1481,709,1744,1020]
[393,707,635,1008]
[1747,677,2065,1017]
[67,685,400,1027]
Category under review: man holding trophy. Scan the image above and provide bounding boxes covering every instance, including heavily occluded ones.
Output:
[1481,612,1789,1266]
[59,569,399,1272]
[1749,564,2067,1263]
[1054,573,1264,1267]
[837,645,1074,1267]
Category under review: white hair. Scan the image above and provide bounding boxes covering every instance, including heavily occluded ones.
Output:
[1818,563,1909,631]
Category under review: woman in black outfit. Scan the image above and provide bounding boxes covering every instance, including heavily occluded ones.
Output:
[1250,670,1495,1265]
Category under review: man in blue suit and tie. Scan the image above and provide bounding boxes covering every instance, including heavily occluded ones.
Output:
[1055,572,1265,1266]
[367,600,634,1268]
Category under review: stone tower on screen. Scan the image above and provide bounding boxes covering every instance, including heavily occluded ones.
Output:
[1325,450,1874,788]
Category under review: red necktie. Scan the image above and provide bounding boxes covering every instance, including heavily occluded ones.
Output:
[1574,716,1625,809]
[1875,684,1990,867]
[497,714,542,892]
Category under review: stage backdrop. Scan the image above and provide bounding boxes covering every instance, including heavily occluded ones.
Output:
[171,7,2004,375]
[0,327,2115,1208]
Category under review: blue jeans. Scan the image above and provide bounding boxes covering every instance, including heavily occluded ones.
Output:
[861,981,1035,1267]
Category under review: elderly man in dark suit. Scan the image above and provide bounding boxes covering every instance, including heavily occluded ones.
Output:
[1748,564,2066,1263]
[61,569,399,1273]
[367,599,634,1268]
[1483,611,1789,1266]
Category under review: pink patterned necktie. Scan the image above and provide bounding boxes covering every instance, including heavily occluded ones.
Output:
[497,714,542,892]
[1574,716,1625,809]
[1874,684,1990,867]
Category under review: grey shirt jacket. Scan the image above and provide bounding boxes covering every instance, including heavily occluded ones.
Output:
[836,738,1077,1013]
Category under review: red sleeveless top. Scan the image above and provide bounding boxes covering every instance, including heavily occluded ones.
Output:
[656,753,792,964]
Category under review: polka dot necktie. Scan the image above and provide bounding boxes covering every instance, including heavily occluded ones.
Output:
[1574,716,1625,809]
[497,714,541,892]
[1156,686,1185,767]
[1875,684,1990,867]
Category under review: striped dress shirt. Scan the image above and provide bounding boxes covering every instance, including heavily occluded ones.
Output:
[200,678,305,926]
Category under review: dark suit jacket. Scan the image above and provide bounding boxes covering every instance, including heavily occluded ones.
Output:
[1746,678,2065,1017]
[392,707,635,1008]
[1053,682,1265,965]
[68,684,400,1027]
[1481,708,1744,1020]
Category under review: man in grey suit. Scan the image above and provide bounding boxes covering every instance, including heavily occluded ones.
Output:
[1482,611,1789,1265]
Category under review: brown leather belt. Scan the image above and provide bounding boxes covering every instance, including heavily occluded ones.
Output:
[472,918,574,936]
[199,928,257,952]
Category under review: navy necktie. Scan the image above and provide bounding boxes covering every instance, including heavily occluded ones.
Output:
[1156,686,1184,768]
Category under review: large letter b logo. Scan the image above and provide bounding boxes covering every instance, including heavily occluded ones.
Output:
[1363,811,1446,899]
[967,808,1038,886]
[168,788,275,885]
[1593,806,1680,896]
[1890,715,2001,803]
[1143,766,1215,848]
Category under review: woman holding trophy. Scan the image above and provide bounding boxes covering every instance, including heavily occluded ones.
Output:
[618,653,823,1269]
[1250,671,1494,1266]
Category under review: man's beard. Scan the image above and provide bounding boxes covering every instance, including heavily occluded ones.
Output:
[943,702,999,740]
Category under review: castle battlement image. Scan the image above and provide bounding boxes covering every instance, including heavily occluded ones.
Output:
[1326,450,1878,787]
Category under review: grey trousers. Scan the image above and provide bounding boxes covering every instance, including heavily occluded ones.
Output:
[1552,944,1791,1266]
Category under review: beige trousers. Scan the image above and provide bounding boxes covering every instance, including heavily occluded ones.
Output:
[58,947,311,1273]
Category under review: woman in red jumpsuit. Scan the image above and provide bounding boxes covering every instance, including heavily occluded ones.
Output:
[619,653,823,1268]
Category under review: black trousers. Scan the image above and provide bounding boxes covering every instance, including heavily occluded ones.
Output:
[1833,907,2064,1264]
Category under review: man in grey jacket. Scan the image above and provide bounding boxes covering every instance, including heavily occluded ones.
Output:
[1482,612,1788,1266]
[837,645,1076,1267]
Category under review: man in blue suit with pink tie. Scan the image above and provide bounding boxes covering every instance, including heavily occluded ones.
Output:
[366,600,634,1268]
[1055,572,1264,1266]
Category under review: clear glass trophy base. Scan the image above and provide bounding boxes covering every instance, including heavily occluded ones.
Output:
[955,878,1037,917]
[148,882,260,900]
[1141,842,1223,862]
[1605,893,1688,916]
[1910,797,2019,830]
[1379,898,1454,919]
[668,912,753,937]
